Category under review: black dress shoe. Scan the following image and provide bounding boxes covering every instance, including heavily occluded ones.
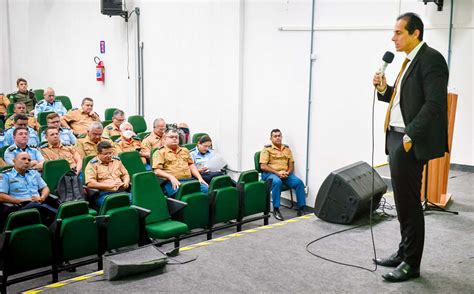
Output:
[374,252,403,267]
[273,208,284,221]
[382,262,420,282]
[297,207,305,216]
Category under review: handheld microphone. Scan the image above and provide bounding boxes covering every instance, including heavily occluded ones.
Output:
[378,51,395,75]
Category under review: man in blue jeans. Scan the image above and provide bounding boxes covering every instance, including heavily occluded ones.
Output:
[260,129,306,221]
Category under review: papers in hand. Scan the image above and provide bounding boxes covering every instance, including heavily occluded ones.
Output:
[205,153,227,172]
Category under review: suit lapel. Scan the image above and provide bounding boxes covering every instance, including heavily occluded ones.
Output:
[401,43,427,89]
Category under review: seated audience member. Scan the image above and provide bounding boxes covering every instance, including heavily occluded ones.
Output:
[4,127,44,170]
[5,102,41,131]
[141,118,166,160]
[153,128,208,198]
[260,129,306,221]
[85,141,130,207]
[34,87,67,118]
[41,127,82,174]
[4,114,40,147]
[7,78,37,113]
[0,152,57,224]
[40,113,76,145]
[61,97,100,136]
[0,93,10,121]
[190,135,225,184]
[75,122,113,158]
[113,122,146,163]
[103,109,125,138]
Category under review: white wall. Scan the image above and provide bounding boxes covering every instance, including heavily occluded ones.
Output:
[3,0,472,207]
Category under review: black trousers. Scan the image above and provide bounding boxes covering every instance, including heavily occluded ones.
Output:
[387,130,426,269]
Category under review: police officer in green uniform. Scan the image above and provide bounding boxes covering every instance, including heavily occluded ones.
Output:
[8,78,37,113]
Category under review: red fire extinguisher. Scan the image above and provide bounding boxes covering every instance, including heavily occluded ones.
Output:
[95,56,105,82]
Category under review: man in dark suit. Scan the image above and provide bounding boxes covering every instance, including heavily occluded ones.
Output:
[372,12,449,282]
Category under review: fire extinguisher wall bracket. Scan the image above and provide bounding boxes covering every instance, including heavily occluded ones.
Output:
[95,56,105,83]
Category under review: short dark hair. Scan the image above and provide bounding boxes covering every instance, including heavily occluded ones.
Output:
[97,141,113,153]
[165,128,178,135]
[397,12,424,41]
[44,126,59,136]
[14,102,26,109]
[16,78,27,86]
[113,109,125,117]
[270,129,281,137]
[46,112,60,121]
[13,126,28,137]
[198,135,212,145]
[14,114,28,123]
[81,97,94,105]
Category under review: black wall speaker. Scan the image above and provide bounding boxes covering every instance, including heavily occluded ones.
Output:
[314,161,387,224]
[101,0,125,16]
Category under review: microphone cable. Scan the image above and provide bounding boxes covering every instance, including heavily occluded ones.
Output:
[305,88,382,273]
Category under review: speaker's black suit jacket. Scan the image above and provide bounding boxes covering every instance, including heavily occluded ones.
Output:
[378,43,449,161]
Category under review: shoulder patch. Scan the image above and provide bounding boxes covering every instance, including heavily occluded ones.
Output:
[90,158,99,164]
[284,144,289,148]
[106,125,113,130]
[37,100,46,105]
[190,147,197,152]
[1,167,13,173]
[264,144,271,148]
[7,145,16,152]
[114,138,121,143]
[40,143,49,149]
[112,156,121,161]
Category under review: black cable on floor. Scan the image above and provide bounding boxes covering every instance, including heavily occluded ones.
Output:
[305,88,384,273]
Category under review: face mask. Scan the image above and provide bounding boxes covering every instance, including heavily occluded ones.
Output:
[123,130,134,139]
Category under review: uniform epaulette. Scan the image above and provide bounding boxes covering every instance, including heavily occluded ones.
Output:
[157,145,165,150]
[78,134,87,139]
[90,158,99,164]
[28,145,38,149]
[106,125,113,130]
[112,156,121,161]
[264,144,271,148]
[190,147,197,152]
[6,145,16,152]
[284,144,289,148]
[114,138,121,143]
[4,127,13,132]
[70,107,79,111]
[102,136,112,141]
[1,167,13,173]
[37,100,46,105]
[132,136,140,141]
[40,143,49,149]
[26,113,34,117]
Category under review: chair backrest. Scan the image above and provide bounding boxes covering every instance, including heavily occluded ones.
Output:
[0,119,4,131]
[56,201,98,261]
[82,155,96,184]
[183,143,196,150]
[150,147,160,167]
[212,186,239,224]
[192,133,208,144]
[119,151,146,177]
[238,170,259,184]
[42,159,71,194]
[101,120,112,128]
[254,151,262,172]
[99,193,139,250]
[33,89,44,101]
[4,209,53,274]
[208,175,233,193]
[39,125,48,138]
[175,180,200,201]
[56,95,72,110]
[37,111,55,126]
[128,115,147,133]
[110,135,120,142]
[104,108,118,121]
[7,103,14,114]
[132,172,170,224]
[0,145,10,159]
[241,181,267,217]
[137,131,150,140]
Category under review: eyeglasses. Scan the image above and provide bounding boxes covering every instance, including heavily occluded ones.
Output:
[167,135,179,139]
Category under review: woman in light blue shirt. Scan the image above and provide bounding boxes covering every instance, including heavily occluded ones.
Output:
[189,135,225,184]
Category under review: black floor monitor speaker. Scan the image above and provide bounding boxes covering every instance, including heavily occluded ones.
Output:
[314,161,387,224]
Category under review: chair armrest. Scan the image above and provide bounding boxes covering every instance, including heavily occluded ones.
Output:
[48,194,59,200]
[95,215,110,227]
[166,198,188,216]
[131,205,151,219]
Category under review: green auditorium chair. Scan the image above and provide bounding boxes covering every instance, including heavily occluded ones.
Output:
[82,155,96,184]
[37,111,55,126]
[150,147,160,167]
[0,145,9,159]
[33,89,44,101]
[42,159,70,194]
[174,181,210,233]
[99,193,146,251]
[39,125,48,138]
[0,209,57,293]
[192,132,208,144]
[101,119,112,128]
[55,95,72,110]
[137,131,150,140]
[132,172,188,247]
[104,108,118,121]
[237,170,271,230]
[183,143,196,150]
[118,151,146,178]
[254,151,294,209]
[52,201,103,272]
[128,115,147,134]
[207,175,240,239]
[0,120,4,131]
[6,103,14,115]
